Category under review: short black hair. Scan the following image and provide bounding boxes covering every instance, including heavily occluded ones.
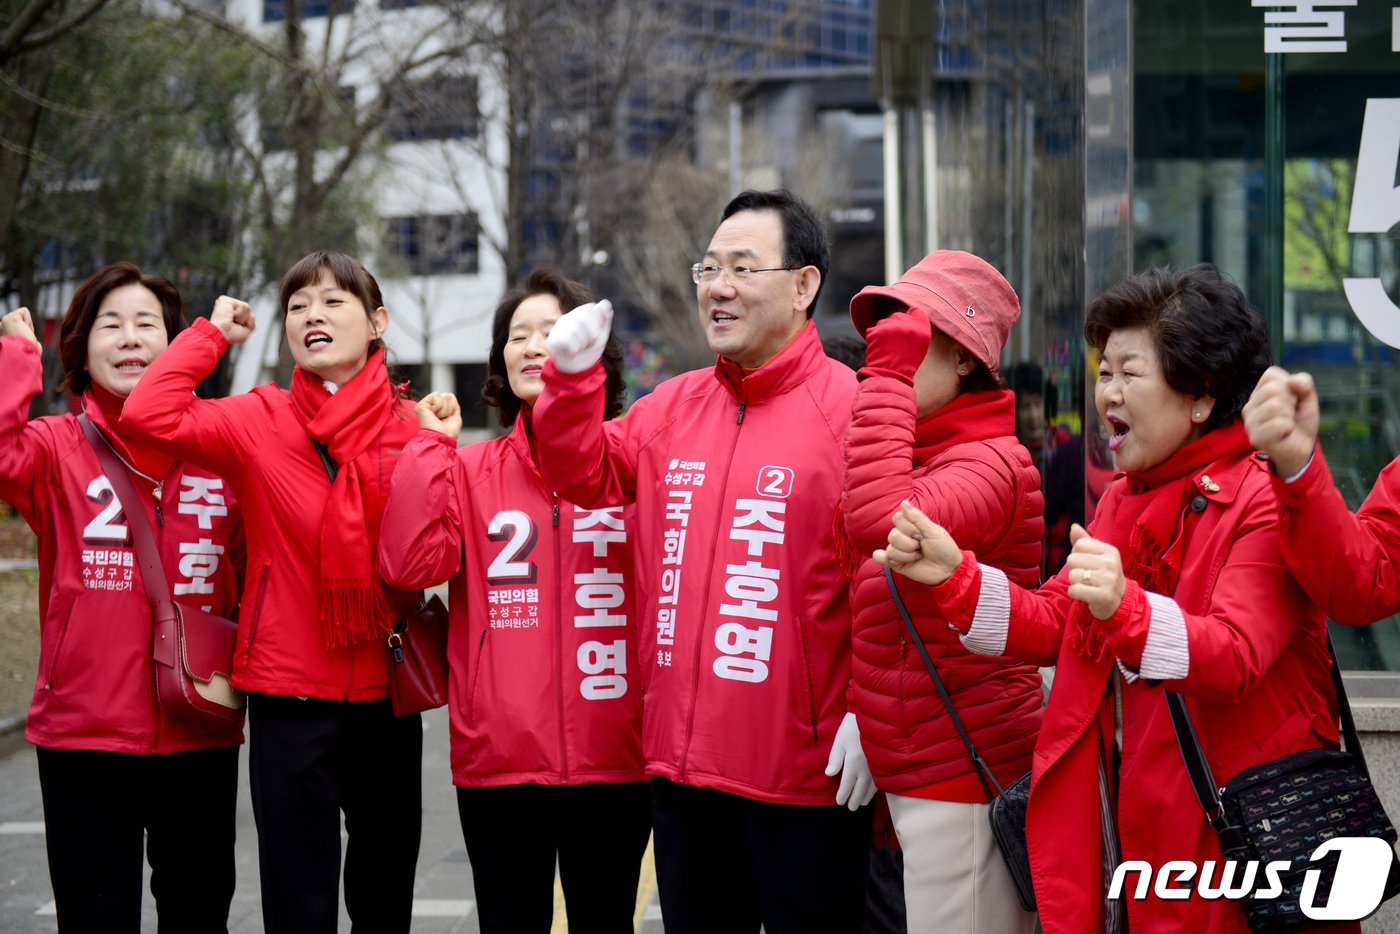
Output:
[721,189,830,317]
[821,333,865,371]
[1007,361,1045,398]
[482,267,626,428]
[1085,264,1270,432]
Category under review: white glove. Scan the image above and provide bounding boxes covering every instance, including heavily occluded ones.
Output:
[824,711,876,811]
[546,299,613,374]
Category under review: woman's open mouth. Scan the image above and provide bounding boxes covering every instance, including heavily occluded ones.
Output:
[1106,413,1130,451]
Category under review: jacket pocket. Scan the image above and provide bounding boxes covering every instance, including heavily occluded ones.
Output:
[792,616,818,742]
[468,629,488,726]
[40,593,78,690]
[241,564,271,662]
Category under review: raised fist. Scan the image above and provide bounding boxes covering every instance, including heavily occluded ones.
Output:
[546,300,613,374]
[415,391,463,440]
[0,307,41,352]
[210,296,256,345]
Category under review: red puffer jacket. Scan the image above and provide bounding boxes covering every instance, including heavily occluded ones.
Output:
[534,322,858,806]
[121,318,418,701]
[844,380,1044,797]
[0,336,244,753]
[379,417,645,787]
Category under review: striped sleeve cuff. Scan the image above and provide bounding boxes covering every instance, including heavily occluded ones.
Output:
[959,564,1010,656]
[1135,591,1190,681]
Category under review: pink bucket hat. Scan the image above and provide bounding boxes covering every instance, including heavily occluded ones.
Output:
[849,250,1021,379]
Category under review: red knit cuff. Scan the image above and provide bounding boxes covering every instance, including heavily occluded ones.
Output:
[858,365,914,386]
[927,550,981,632]
[1101,578,1151,668]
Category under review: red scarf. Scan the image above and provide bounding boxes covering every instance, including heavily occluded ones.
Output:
[1067,420,1252,663]
[290,351,411,649]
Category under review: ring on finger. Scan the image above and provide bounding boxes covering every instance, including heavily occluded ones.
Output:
[1081,568,1093,586]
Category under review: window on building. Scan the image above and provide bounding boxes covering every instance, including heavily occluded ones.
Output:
[263,0,353,23]
[387,213,480,276]
[383,75,479,142]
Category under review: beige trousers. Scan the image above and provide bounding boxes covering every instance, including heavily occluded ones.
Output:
[887,793,1038,934]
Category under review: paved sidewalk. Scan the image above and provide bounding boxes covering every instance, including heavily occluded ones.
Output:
[0,706,664,933]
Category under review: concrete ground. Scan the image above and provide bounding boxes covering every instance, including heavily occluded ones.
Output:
[0,705,666,933]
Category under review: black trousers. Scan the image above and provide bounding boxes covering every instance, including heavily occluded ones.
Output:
[247,693,423,934]
[652,776,873,934]
[35,744,239,934]
[456,781,652,934]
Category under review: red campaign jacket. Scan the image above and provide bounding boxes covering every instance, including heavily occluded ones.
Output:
[121,318,418,701]
[843,381,1044,796]
[534,321,858,806]
[0,336,244,753]
[379,417,645,787]
[1275,448,1400,626]
[935,446,1348,934]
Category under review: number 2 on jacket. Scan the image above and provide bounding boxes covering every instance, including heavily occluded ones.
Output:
[83,475,131,544]
[487,510,538,584]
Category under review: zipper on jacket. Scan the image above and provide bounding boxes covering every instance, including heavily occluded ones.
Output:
[241,566,271,663]
[155,503,163,527]
[679,414,744,783]
[793,616,819,742]
[554,516,568,784]
[469,630,488,726]
[42,599,79,690]
[552,494,559,529]
[736,401,746,425]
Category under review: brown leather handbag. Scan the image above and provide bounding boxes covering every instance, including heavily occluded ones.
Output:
[80,416,244,724]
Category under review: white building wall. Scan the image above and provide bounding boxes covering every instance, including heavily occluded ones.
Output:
[227,0,508,394]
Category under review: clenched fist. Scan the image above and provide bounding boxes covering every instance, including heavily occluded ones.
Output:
[546,300,613,374]
[0,307,41,352]
[1243,366,1318,479]
[416,391,463,440]
[210,296,256,345]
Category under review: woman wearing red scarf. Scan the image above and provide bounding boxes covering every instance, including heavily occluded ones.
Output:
[875,265,1353,933]
[380,268,650,934]
[841,251,1044,934]
[122,251,422,934]
[1,265,244,932]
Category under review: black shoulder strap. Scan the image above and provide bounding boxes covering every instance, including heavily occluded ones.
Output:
[1166,633,1362,826]
[884,564,1004,801]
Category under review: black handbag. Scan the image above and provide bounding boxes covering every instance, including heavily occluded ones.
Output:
[1167,636,1400,931]
[885,566,1037,911]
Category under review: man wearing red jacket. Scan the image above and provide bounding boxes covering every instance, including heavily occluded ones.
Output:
[1244,365,1400,624]
[534,189,874,932]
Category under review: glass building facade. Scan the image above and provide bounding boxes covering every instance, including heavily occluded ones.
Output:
[1128,0,1400,668]
[891,1,1398,670]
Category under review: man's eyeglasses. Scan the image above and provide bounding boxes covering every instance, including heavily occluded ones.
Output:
[691,262,798,285]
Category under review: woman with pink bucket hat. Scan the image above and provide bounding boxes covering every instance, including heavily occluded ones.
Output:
[841,251,1044,931]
